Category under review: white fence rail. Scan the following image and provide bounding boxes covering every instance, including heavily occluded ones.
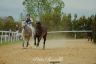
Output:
[48,30,92,33]
[0,31,20,44]
[48,30,92,39]
[0,30,92,44]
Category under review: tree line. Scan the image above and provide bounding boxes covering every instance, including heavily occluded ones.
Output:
[0,16,21,31]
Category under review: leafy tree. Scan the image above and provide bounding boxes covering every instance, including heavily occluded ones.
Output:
[4,16,15,31]
[92,15,96,43]
[0,17,4,30]
[0,18,2,29]
[72,14,78,30]
[74,14,77,20]
[23,0,64,18]
[68,13,72,29]
[61,14,72,31]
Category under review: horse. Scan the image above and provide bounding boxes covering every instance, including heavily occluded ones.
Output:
[22,23,32,48]
[34,22,47,49]
[86,25,93,42]
[87,32,93,41]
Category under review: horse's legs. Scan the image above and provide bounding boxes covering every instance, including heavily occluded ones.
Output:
[34,36,36,46]
[25,39,28,47]
[88,35,93,42]
[22,41,24,47]
[91,36,93,41]
[88,36,89,41]
[22,40,27,48]
[43,36,46,49]
[26,41,29,47]
[22,38,26,48]
[37,37,41,47]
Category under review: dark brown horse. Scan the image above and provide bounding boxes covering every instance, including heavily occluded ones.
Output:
[34,22,47,49]
[87,32,93,41]
[86,25,93,42]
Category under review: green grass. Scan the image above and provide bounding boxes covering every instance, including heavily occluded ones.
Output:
[0,40,22,46]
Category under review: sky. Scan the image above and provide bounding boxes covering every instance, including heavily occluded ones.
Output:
[0,0,96,21]
[0,0,24,20]
[63,0,96,18]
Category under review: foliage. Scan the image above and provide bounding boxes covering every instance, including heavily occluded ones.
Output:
[0,16,21,31]
[0,18,4,30]
[61,14,72,31]
[23,0,64,18]
[4,16,15,31]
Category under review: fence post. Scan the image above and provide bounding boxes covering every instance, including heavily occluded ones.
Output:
[1,32,3,44]
[10,32,13,42]
[5,32,7,42]
[14,32,15,41]
[8,31,10,41]
[15,32,19,40]
[14,32,16,41]
[74,32,77,39]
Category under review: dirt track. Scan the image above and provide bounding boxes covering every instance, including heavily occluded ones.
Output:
[0,39,96,64]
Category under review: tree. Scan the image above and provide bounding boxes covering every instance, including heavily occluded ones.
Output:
[61,14,72,31]
[23,0,64,18]
[68,13,72,30]
[72,14,78,30]
[92,15,96,43]
[4,16,15,31]
[74,14,77,20]
[0,17,3,30]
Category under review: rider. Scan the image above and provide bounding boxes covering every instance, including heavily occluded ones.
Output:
[25,14,33,27]
[25,14,35,37]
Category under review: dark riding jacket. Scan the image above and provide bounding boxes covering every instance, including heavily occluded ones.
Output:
[26,18,32,24]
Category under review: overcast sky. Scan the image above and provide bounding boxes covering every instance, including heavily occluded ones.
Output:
[0,0,96,20]
[0,0,24,20]
[63,0,96,18]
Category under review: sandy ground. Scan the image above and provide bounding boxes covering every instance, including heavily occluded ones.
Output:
[0,39,96,64]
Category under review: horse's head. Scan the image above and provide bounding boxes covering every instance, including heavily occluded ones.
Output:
[36,21,41,25]
[36,21,41,29]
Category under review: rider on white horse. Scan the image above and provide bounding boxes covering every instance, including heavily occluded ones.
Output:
[25,14,33,28]
[22,14,35,38]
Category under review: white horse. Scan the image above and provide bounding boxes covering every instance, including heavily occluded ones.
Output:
[22,21,35,48]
